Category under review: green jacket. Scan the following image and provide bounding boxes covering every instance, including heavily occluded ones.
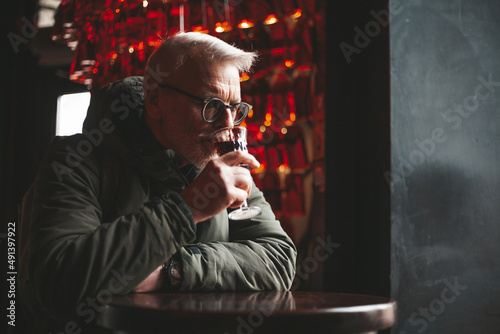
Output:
[18,77,297,333]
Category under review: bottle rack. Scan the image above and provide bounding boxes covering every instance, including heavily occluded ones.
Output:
[52,0,326,243]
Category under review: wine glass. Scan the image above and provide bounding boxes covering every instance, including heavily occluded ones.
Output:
[211,126,262,220]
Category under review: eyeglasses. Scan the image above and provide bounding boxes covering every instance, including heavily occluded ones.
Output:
[159,83,252,125]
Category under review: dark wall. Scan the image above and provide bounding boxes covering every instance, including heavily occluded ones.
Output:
[324,0,391,297]
[390,0,500,333]
[3,12,84,224]
[2,17,87,331]
[1,0,28,229]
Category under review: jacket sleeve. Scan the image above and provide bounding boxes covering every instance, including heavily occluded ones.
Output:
[178,184,297,292]
[21,140,196,321]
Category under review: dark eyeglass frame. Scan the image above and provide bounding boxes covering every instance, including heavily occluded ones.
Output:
[159,83,252,125]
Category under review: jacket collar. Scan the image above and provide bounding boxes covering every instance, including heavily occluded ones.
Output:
[83,76,192,185]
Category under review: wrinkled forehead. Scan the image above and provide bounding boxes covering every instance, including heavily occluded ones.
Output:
[176,57,238,82]
[173,58,241,95]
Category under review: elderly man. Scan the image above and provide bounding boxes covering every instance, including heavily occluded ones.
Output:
[18,32,296,333]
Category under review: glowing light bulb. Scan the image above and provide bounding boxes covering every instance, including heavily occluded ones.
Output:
[191,26,209,34]
[237,20,255,29]
[290,9,302,19]
[264,14,278,25]
[240,72,250,81]
[215,21,232,33]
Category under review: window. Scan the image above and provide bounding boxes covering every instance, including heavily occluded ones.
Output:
[56,92,91,136]
[38,0,62,28]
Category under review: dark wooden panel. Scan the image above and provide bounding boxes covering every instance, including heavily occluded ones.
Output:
[324,0,391,298]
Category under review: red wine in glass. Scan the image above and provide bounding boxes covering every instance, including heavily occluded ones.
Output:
[211,126,262,220]
[214,140,247,156]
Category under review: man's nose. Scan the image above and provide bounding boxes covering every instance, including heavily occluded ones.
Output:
[216,107,234,129]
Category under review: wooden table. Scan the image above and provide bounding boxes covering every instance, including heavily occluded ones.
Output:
[95,291,396,334]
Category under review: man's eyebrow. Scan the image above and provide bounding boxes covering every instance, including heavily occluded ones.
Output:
[201,84,240,103]
[202,92,239,104]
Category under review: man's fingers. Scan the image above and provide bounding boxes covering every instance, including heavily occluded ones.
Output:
[219,151,260,169]
[182,153,257,223]
[228,188,250,208]
[231,168,253,192]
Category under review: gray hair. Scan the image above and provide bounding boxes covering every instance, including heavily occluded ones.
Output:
[143,32,257,92]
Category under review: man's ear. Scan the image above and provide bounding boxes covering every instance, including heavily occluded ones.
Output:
[144,88,162,120]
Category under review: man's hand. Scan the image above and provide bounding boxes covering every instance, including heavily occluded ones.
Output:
[132,265,163,293]
[181,151,260,223]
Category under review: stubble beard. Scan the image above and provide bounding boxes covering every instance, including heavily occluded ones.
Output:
[187,139,216,169]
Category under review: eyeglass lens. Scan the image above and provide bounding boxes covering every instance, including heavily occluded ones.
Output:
[204,100,249,124]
